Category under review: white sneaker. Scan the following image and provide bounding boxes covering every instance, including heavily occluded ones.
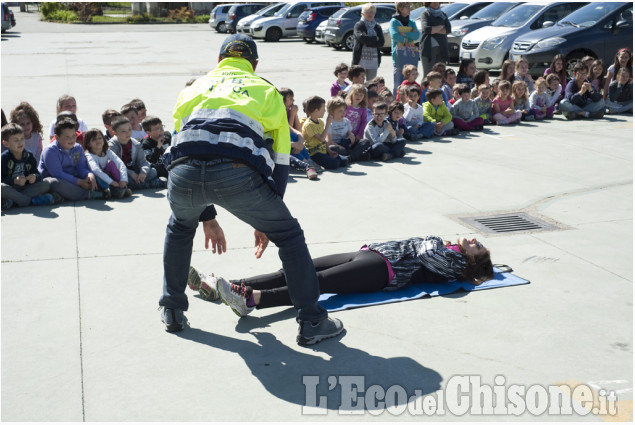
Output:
[188,267,219,301]
[217,277,254,317]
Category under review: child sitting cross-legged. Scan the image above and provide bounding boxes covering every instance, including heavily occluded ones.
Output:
[529,77,555,120]
[423,89,458,137]
[512,80,536,121]
[326,96,371,162]
[1,123,54,210]
[39,117,102,202]
[451,84,484,131]
[403,85,434,140]
[141,116,169,179]
[302,96,348,170]
[108,116,165,190]
[492,81,522,125]
[386,101,408,144]
[363,102,406,161]
[606,68,633,114]
[83,129,132,199]
[474,84,492,124]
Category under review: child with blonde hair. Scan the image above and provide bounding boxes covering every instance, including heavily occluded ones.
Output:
[529,78,555,120]
[492,81,522,125]
[512,80,535,121]
[327,96,371,162]
[474,85,492,123]
[8,102,44,163]
[345,84,368,142]
[396,64,421,101]
[48,95,88,138]
[514,59,535,93]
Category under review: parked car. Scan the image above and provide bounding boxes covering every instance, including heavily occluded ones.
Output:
[249,1,344,42]
[459,2,587,70]
[381,3,492,56]
[323,4,394,51]
[225,3,267,34]
[297,5,344,43]
[447,2,524,63]
[510,2,633,76]
[315,19,329,44]
[236,3,286,35]
[440,2,493,21]
[208,4,233,33]
[2,2,15,33]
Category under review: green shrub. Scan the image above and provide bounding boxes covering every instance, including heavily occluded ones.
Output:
[167,7,195,23]
[49,9,79,22]
[126,13,155,23]
[41,2,64,19]
[195,14,209,23]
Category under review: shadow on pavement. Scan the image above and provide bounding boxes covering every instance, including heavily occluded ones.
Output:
[178,314,442,412]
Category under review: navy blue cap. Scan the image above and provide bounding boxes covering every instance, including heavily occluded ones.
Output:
[219,34,258,60]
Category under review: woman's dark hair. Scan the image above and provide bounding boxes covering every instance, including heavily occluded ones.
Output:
[83,128,108,155]
[458,59,475,77]
[613,48,633,77]
[548,54,566,82]
[472,70,489,87]
[461,250,494,285]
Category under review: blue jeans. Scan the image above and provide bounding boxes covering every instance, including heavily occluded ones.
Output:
[559,99,605,116]
[160,159,327,322]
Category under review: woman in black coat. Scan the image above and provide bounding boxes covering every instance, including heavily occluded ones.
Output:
[352,3,385,81]
[419,2,451,77]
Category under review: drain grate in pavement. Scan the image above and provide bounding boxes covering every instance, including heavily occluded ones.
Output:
[458,212,560,235]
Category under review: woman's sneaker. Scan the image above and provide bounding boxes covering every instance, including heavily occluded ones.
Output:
[306,167,318,180]
[297,317,344,346]
[30,193,55,206]
[217,278,254,317]
[187,266,219,301]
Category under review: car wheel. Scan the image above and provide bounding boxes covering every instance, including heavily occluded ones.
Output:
[343,32,355,51]
[565,51,592,76]
[303,37,312,43]
[265,27,282,42]
[217,22,227,33]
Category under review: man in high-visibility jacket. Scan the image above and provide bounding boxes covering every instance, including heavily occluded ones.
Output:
[159,34,343,346]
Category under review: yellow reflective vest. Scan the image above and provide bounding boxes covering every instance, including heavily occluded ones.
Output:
[168,57,290,196]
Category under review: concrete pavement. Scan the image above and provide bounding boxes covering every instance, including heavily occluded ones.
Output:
[1,8,633,421]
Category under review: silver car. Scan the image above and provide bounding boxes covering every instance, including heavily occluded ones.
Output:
[459,2,586,70]
[208,4,233,33]
[236,3,285,34]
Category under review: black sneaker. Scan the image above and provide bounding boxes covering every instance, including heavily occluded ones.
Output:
[160,307,186,332]
[297,317,344,346]
[591,110,605,119]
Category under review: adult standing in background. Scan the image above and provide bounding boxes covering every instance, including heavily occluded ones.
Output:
[159,34,344,346]
[389,2,420,94]
[419,2,451,77]
[352,3,385,81]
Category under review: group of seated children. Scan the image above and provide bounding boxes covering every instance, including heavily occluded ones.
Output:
[1,96,169,210]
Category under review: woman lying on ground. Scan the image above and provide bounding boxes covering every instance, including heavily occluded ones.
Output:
[188,234,494,317]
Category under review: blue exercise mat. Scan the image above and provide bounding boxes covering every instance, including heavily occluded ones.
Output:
[318,267,529,312]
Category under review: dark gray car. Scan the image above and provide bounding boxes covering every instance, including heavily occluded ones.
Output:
[323,4,394,51]
[510,2,633,76]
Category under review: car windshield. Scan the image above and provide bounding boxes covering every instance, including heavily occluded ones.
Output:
[558,2,624,28]
[274,3,293,17]
[440,3,469,19]
[470,2,517,20]
[492,3,543,27]
[260,3,285,17]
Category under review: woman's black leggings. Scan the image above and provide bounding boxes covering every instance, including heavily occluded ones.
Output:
[235,250,389,309]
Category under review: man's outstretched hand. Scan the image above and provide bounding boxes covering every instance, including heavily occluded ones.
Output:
[203,219,227,255]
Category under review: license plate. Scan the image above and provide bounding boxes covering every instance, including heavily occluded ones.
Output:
[461,52,472,60]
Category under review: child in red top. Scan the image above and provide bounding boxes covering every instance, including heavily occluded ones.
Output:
[396,64,421,102]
